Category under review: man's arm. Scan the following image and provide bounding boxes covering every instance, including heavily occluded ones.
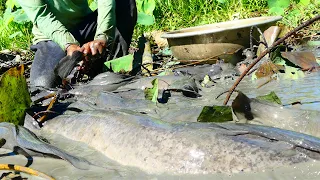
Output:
[17,0,79,50]
[81,0,116,56]
[95,0,116,43]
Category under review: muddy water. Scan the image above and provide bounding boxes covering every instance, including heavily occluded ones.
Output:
[2,132,320,180]
[3,71,320,179]
[238,71,320,111]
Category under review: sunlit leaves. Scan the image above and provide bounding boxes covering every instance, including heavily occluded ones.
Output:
[5,0,17,9]
[268,0,290,15]
[216,0,227,3]
[104,54,134,73]
[137,12,154,25]
[299,0,310,6]
[11,9,29,23]
[136,0,155,25]
[140,0,155,14]
[88,0,97,11]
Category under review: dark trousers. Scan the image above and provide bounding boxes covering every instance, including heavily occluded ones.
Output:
[30,0,137,88]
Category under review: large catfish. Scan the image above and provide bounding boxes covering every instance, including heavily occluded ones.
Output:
[30,108,320,175]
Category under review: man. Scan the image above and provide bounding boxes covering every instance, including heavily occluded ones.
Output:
[18,0,137,88]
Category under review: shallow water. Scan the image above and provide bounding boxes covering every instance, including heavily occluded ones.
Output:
[239,71,320,111]
[2,70,320,179]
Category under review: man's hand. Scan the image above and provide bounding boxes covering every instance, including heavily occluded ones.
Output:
[66,44,82,56]
[81,39,107,56]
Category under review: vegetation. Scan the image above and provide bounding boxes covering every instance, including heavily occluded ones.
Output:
[0,0,32,50]
[135,0,319,37]
[0,0,318,51]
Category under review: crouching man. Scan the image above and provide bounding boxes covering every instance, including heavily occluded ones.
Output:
[18,0,137,88]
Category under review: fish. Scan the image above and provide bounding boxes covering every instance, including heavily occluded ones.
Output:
[0,122,91,170]
[32,108,320,175]
[69,72,135,96]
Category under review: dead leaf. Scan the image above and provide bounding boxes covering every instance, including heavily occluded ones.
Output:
[255,61,284,78]
[281,51,319,71]
[257,26,281,57]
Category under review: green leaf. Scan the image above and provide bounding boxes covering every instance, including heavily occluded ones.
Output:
[267,0,290,8]
[89,1,97,11]
[0,65,31,125]
[287,9,300,19]
[144,78,158,103]
[273,56,286,65]
[307,41,320,46]
[268,7,285,15]
[12,9,30,23]
[6,0,16,9]
[201,75,213,87]
[104,54,133,73]
[299,0,310,6]
[157,70,173,76]
[164,60,179,68]
[283,66,305,80]
[159,47,172,56]
[256,91,282,105]
[251,72,257,80]
[3,8,14,25]
[9,31,22,39]
[197,106,233,122]
[136,0,143,12]
[137,12,154,25]
[267,0,290,15]
[142,0,155,15]
[216,0,227,3]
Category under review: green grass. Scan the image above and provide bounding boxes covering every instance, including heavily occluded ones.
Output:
[0,0,318,50]
[134,0,269,38]
[0,0,33,51]
[0,20,33,50]
[134,0,319,40]
[153,0,268,30]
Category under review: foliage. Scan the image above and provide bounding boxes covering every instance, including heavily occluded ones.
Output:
[136,0,156,25]
[0,0,318,50]
[0,0,32,50]
[144,78,159,103]
[197,106,232,122]
[0,0,5,14]
[267,0,319,35]
[135,0,269,36]
[282,65,305,79]
[134,0,319,41]
[87,0,156,25]
[256,91,282,105]
[104,54,134,73]
[0,65,31,125]
[267,0,291,15]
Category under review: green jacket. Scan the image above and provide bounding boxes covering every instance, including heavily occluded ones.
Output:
[17,0,115,50]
